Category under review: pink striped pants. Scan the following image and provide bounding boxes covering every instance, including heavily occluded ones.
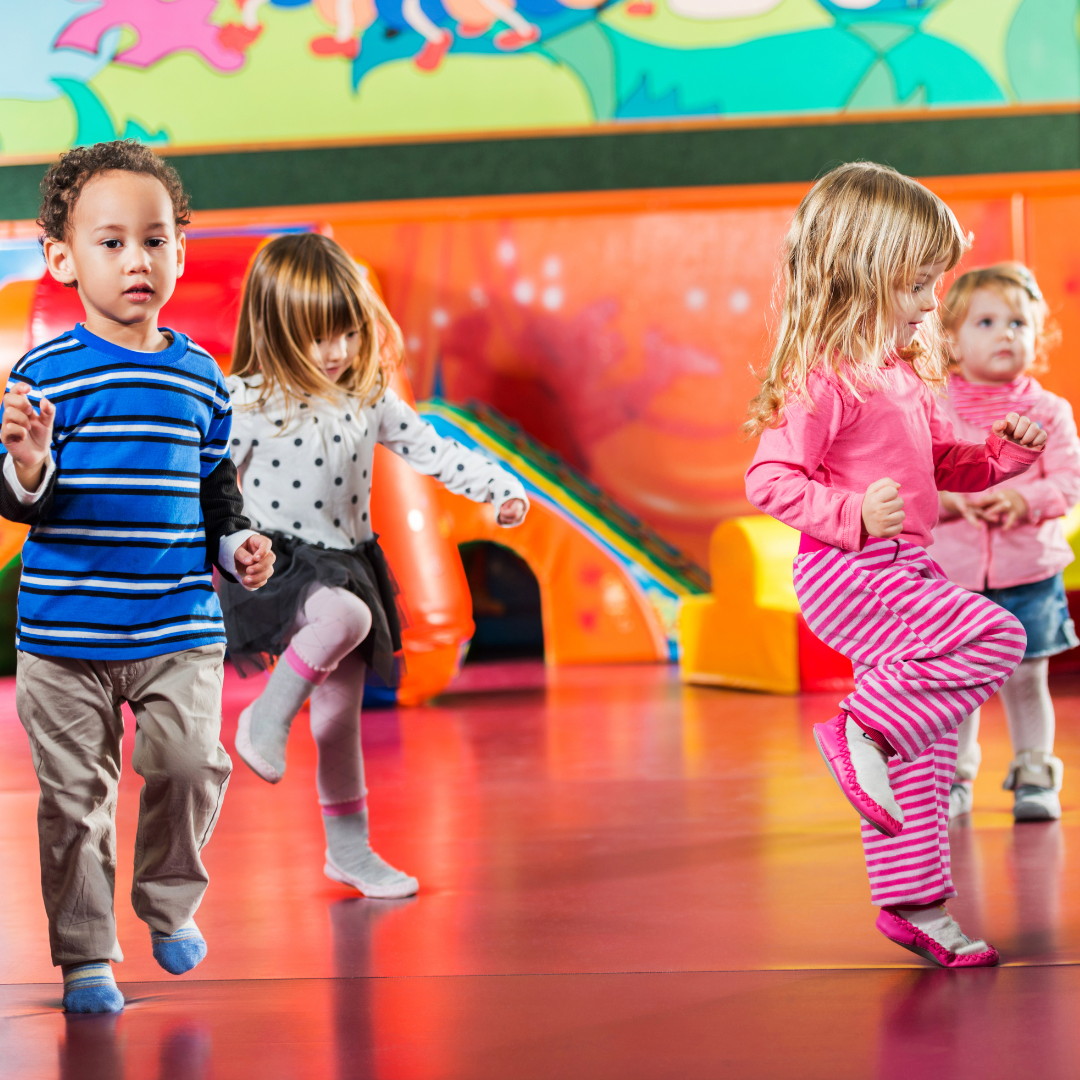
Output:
[793,537,1026,905]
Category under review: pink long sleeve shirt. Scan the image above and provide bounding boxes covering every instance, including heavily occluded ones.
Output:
[745,360,1043,552]
[930,384,1080,590]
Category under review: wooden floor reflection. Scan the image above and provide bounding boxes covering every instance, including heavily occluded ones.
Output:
[1,662,1079,1078]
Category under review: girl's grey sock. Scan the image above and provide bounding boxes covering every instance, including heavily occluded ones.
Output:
[323,809,418,898]
[247,660,319,778]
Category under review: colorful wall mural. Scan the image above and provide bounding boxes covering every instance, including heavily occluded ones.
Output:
[1,0,1078,161]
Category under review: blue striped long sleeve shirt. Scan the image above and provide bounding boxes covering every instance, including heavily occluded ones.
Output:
[2,324,234,659]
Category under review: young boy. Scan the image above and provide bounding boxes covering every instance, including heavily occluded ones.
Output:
[0,141,274,1014]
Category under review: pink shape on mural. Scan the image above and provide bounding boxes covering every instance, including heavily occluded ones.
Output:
[56,0,244,72]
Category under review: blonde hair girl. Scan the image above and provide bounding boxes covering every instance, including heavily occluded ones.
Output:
[941,261,1059,372]
[232,232,402,413]
[931,262,1080,825]
[219,233,529,899]
[745,163,1047,968]
[745,161,967,436]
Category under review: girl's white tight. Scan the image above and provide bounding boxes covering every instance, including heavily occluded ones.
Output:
[955,658,1055,780]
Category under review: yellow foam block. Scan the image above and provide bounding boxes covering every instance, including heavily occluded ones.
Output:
[678,516,801,695]
[1062,504,1080,593]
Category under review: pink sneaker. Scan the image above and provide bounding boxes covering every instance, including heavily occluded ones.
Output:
[877,907,999,968]
[309,34,360,59]
[493,24,541,50]
[415,29,453,71]
[813,714,903,837]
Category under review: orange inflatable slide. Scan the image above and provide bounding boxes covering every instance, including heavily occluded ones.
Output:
[0,227,708,698]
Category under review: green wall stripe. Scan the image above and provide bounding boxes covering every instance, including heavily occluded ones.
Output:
[2,110,1079,219]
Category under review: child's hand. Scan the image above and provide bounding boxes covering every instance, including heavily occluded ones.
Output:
[497,498,526,526]
[939,491,983,527]
[994,412,1047,449]
[1,382,55,490]
[862,478,905,539]
[235,534,275,589]
[968,488,1028,530]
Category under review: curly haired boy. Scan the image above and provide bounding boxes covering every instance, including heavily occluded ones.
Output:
[1,141,274,1013]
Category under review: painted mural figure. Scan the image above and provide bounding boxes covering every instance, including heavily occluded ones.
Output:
[218,233,528,898]
[218,0,541,69]
[745,162,1047,968]
[3,0,1079,151]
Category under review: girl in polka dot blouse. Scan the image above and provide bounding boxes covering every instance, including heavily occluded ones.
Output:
[219,234,528,898]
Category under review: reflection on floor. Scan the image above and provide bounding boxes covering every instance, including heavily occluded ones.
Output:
[1,662,1079,1078]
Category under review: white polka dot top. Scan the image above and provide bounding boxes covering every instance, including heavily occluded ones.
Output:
[226,376,528,550]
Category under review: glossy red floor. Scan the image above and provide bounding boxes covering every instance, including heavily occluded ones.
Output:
[2,661,1080,1078]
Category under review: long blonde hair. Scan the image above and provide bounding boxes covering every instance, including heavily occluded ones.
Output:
[231,232,403,415]
[941,262,1059,374]
[745,162,969,437]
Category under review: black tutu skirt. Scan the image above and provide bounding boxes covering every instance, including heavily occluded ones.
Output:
[218,531,403,685]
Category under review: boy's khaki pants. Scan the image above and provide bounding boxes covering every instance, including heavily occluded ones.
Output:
[16,645,232,966]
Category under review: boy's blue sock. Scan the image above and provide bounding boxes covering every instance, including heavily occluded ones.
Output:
[62,962,124,1013]
[151,919,207,975]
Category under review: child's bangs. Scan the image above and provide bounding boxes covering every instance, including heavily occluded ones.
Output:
[291,262,363,345]
[908,195,967,275]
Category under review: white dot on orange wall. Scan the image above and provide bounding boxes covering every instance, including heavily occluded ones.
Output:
[542,256,562,279]
[407,509,425,532]
[685,288,707,311]
[541,285,563,311]
[470,285,488,306]
[496,240,517,266]
[431,309,449,328]
[728,288,751,314]
[407,336,421,352]
[512,279,535,304]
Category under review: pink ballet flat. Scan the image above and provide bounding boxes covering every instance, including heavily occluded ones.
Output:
[813,714,903,838]
[877,908,999,968]
[234,704,284,784]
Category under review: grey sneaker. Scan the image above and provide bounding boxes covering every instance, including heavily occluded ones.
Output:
[949,781,973,822]
[1013,785,1061,822]
[1003,750,1063,823]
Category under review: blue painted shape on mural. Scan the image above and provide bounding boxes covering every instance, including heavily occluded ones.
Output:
[887,31,1006,105]
[0,240,46,291]
[817,0,940,13]
[375,0,453,33]
[53,76,118,145]
[52,77,171,148]
[351,5,601,89]
[618,78,719,119]
[0,0,120,101]
[122,119,170,145]
[608,27,875,118]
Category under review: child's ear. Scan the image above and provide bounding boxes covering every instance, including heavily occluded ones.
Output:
[42,237,76,286]
[175,232,187,280]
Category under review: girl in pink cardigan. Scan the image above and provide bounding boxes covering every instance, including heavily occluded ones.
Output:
[933,264,1080,823]
[745,164,1046,967]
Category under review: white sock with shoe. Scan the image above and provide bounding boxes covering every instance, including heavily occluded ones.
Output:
[845,716,904,825]
[895,904,988,956]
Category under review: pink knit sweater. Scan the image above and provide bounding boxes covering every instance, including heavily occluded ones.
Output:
[745,360,1042,551]
[930,381,1080,590]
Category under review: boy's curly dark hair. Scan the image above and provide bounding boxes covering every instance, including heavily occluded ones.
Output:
[38,140,191,243]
